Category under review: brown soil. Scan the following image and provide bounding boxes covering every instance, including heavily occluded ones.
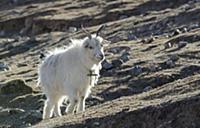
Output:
[0,0,200,128]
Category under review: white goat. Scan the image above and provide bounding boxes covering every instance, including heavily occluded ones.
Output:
[38,26,105,119]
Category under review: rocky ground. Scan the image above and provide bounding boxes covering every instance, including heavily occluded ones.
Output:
[0,0,200,127]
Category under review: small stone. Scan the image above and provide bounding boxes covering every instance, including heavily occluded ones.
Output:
[166,59,175,68]
[141,38,148,43]
[141,37,154,44]
[0,31,5,36]
[108,48,119,54]
[0,79,33,95]
[149,64,158,72]
[0,62,9,71]
[130,65,142,76]
[144,86,152,92]
[17,63,28,67]
[119,15,128,19]
[120,54,130,63]
[182,27,187,33]
[189,23,199,30]
[172,29,181,36]
[111,59,123,67]
[93,121,100,126]
[127,32,137,40]
[102,60,113,70]
[26,123,31,127]
[177,41,188,48]
[149,37,156,43]
[164,42,172,49]
[11,0,18,4]
[30,110,42,119]
[68,27,77,33]
[170,55,179,61]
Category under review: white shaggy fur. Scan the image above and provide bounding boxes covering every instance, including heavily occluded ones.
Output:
[38,34,105,119]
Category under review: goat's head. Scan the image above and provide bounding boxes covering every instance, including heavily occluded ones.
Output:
[82,25,106,63]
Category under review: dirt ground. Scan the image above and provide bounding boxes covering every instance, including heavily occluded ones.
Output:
[0,0,200,127]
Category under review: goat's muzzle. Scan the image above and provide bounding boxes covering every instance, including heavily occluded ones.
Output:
[95,54,104,61]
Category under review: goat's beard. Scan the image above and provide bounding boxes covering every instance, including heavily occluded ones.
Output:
[93,55,105,64]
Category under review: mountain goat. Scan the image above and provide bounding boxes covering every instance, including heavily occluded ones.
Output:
[38,25,106,119]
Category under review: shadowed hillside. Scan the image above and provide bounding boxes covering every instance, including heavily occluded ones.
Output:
[0,0,200,127]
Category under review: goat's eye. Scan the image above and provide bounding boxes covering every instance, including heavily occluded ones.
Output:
[100,44,103,47]
[88,46,93,49]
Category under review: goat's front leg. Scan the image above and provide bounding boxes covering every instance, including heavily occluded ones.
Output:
[65,97,78,114]
[43,99,55,119]
[77,96,85,112]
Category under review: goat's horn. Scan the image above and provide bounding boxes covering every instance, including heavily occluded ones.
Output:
[81,25,92,39]
[96,25,105,37]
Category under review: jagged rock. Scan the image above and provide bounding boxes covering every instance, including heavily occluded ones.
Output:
[0,79,33,95]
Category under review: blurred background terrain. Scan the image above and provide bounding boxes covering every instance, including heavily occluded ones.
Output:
[0,0,200,127]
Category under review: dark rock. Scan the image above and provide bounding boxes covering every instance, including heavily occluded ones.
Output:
[130,65,142,76]
[149,64,158,72]
[0,79,33,95]
[111,59,123,67]
[17,63,28,67]
[0,62,9,71]
[141,37,155,44]
[120,54,130,63]
[143,86,153,92]
[177,41,188,48]
[102,60,113,70]
[141,38,149,43]
[120,51,130,62]
[127,32,137,40]
[169,55,179,61]
[119,15,128,19]
[165,59,175,68]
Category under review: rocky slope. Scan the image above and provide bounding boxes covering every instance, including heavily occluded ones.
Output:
[0,0,200,127]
